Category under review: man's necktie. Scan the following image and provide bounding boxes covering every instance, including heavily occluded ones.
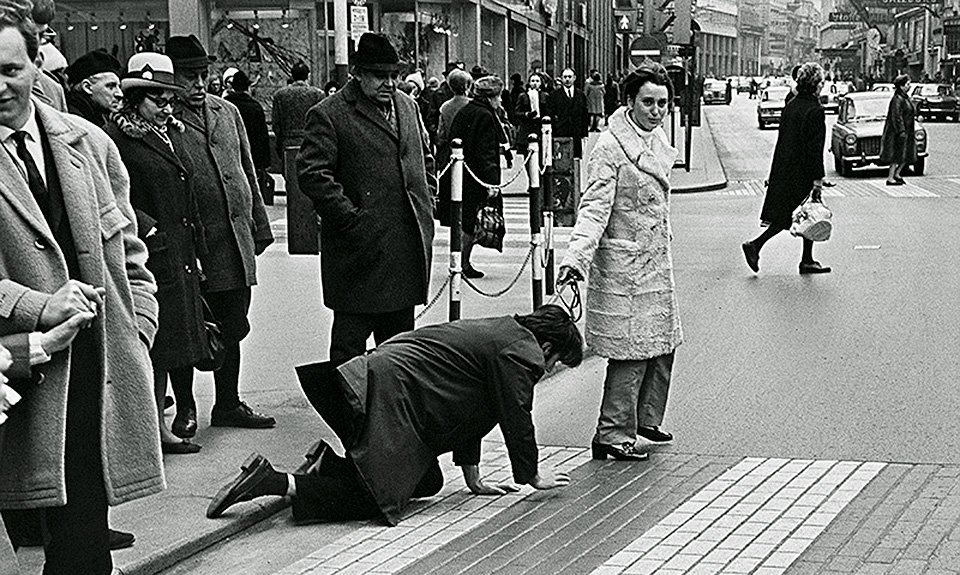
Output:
[11,131,55,225]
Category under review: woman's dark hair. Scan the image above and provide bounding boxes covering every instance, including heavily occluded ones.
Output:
[514,304,584,368]
[622,64,673,104]
[323,80,339,93]
[795,62,825,95]
[120,87,165,111]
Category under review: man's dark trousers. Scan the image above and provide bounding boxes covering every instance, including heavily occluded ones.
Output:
[329,308,414,365]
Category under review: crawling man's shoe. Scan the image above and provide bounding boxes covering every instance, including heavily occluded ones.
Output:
[207,453,286,518]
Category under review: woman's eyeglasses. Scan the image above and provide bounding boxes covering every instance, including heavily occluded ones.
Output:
[145,94,177,109]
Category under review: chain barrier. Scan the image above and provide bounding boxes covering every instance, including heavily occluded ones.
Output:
[461,150,534,192]
[414,273,452,321]
[462,245,534,298]
[546,281,583,322]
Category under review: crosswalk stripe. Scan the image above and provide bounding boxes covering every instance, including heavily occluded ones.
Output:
[867,180,938,197]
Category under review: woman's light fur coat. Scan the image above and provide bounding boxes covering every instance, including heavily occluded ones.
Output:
[560,107,682,361]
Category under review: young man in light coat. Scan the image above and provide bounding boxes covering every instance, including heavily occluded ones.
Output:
[0,14,163,574]
[558,65,682,462]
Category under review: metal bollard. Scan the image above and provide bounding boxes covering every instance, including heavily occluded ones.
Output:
[526,134,543,311]
[540,117,555,296]
[449,139,464,321]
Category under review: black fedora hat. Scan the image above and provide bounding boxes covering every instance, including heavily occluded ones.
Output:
[166,35,217,70]
[353,33,400,72]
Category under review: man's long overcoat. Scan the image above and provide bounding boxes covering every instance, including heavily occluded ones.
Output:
[560,108,682,361]
[297,79,436,313]
[0,101,164,509]
[335,317,544,525]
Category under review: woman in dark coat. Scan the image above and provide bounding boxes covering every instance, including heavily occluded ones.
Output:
[206,306,584,526]
[450,75,506,279]
[604,74,620,125]
[879,74,916,185]
[741,62,831,275]
[105,53,206,454]
[514,72,544,154]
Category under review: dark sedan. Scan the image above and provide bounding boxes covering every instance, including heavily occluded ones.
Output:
[909,83,959,122]
[830,92,928,177]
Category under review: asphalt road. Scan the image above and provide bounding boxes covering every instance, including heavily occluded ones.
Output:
[708,91,960,182]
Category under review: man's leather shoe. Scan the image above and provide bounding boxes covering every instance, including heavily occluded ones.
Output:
[799,261,831,275]
[207,453,278,518]
[210,402,276,429]
[742,242,760,273]
[172,407,197,438]
[109,529,135,550]
[591,442,649,461]
[161,440,202,455]
[637,426,673,443]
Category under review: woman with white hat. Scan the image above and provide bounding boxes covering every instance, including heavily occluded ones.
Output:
[104,53,207,454]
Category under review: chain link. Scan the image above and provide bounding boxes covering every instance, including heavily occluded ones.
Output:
[414,273,452,321]
[462,245,534,298]
[461,150,534,192]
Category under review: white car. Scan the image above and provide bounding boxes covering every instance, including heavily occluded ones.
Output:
[819,81,840,113]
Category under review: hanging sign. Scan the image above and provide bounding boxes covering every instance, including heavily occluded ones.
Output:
[351,5,369,43]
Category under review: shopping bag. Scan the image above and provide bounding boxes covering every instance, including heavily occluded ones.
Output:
[790,198,833,242]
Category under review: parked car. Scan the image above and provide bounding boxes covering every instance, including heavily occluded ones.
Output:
[819,81,841,113]
[703,79,728,105]
[871,83,895,92]
[909,83,959,121]
[830,91,928,177]
[757,86,791,128]
[737,76,752,93]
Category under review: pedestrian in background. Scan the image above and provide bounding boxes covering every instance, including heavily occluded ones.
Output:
[104,52,205,455]
[514,72,543,155]
[741,62,830,275]
[585,72,605,132]
[167,35,277,436]
[507,73,524,125]
[225,70,273,197]
[450,75,506,279]
[603,74,619,125]
[271,61,323,163]
[297,33,436,365]
[435,69,473,227]
[64,49,122,126]
[879,74,916,186]
[557,65,682,461]
[546,67,589,158]
[322,80,339,97]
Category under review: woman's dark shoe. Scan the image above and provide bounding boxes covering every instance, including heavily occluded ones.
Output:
[463,266,485,279]
[741,242,760,273]
[211,402,276,429]
[108,529,136,550]
[799,261,832,274]
[591,442,649,461]
[637,426,674,443]
[207,453,281,518]
[163,395,174,410]
[161,440,202,455]
[886,179,904,186]
[172,407,198,438]
[895,176,906,184]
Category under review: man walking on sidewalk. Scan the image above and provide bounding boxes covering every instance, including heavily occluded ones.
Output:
[297,33,435,365]
[546,67,589,159]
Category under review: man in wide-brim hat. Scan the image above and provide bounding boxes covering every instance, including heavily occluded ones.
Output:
[296,32,436,366]
[162,34,276,436]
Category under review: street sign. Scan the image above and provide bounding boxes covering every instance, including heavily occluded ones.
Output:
[829,12,857,22]
[615,9,638,33]
[350,5,368,42]
[631,35,664,65]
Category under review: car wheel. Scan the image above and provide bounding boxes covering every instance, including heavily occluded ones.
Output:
[758,119,764,129]
[833,154,843,175]
[912,157,925,176]
[839,158,853,178]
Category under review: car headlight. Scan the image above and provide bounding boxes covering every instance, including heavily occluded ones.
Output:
[916,131,925,140]
[844,134,857,145]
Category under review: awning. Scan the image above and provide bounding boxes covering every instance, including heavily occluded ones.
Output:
[696,21,737,38]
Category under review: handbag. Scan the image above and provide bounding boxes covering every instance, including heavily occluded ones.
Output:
[790,196,833,242]
[195,297,226,372]
[473,204,506,252]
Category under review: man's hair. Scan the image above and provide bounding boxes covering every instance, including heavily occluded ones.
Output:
[514,304,584,368]
[291,61,309,81]
[0,13,39,62]
[448,69,472,95]
[795,62,825,95]
[622,63,673,103]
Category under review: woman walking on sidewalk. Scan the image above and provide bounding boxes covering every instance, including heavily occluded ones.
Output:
[557,65,682,461]
[741,62,831,275]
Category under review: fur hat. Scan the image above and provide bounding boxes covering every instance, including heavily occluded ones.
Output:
[473,75,504,98]
[353,33,400,72]
[65,50,121,85]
